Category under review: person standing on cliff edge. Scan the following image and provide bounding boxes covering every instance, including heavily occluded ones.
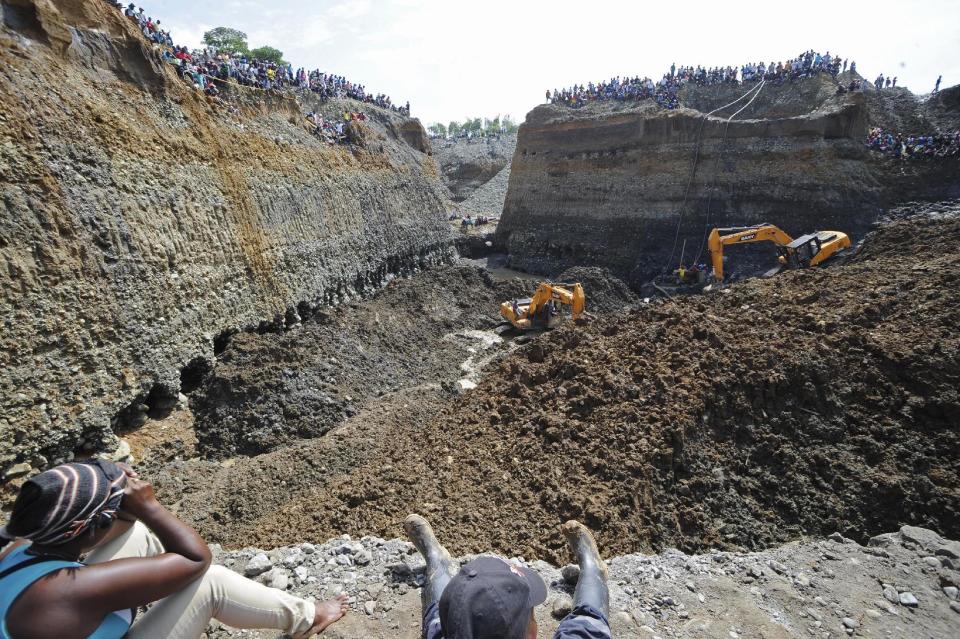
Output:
[935,75,942,93]
[0,460,349,639]
[405,514,612,639]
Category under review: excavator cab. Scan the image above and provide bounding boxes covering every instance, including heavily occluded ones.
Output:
[777,231,848,270]
[779,233,821,268]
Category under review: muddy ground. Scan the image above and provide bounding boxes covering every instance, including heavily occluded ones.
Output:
[188,267,530,458]
[556,266,641,312]
[150,202,958,570]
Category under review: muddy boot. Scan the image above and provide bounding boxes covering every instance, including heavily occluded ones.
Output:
[404,514,455,605]
[561,520,609,616]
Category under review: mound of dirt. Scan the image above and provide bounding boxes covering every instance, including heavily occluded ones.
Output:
[457,162,512,217]
[556,266,639,313]
[200,202,958,564]
[190,266,529,458]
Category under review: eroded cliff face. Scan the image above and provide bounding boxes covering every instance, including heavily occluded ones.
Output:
[497,76,959,280]
[0,0,451,473]
[433,134,517,202]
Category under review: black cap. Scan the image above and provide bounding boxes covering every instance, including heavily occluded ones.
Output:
[439,556,548,639]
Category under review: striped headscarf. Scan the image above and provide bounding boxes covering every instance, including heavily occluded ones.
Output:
[0,460,126,547]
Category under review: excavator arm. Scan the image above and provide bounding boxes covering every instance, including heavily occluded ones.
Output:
[708,225,794,282]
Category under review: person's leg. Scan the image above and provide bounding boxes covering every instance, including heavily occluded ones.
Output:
[563,520,608,614]
[91,523,347,639]
[85,520,165,563]
[126,565,348,639]
[404,514,454,605]
[552,520,611,639]
[404,514,455,639]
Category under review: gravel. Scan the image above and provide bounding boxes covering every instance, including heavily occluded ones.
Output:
[205,524,960,638]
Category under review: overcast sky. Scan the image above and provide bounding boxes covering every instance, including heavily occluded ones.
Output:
[150,0,960,126]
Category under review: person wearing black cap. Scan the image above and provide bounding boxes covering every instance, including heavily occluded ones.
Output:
[405,514,611,639]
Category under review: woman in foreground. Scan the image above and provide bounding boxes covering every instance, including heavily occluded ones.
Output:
[0,459,348,639]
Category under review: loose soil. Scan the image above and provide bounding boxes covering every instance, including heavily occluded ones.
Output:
[154,202,959,567]
[189,266,529,458]
[556,266,640,312]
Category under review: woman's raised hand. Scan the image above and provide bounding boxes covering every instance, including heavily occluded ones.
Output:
[119,477,160,519]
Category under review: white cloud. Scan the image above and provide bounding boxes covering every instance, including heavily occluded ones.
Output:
[328,0,371,19]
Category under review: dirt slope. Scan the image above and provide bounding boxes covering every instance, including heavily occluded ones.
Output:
[157,202,960,566]
[190,266,530,457]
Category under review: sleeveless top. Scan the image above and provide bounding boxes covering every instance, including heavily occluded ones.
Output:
[0,545,132,639]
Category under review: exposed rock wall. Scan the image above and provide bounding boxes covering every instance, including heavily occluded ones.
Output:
[497,77,960,281]
[432,133,517,202]
[0,0,451,474]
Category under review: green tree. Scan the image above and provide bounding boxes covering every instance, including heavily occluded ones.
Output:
[427,123,447,138]
[250,46,285,64]
[485,115,501,133]
[202,27,249,55]
[468,117,483,133]
[448,121,462,137]
[502,115,519,134]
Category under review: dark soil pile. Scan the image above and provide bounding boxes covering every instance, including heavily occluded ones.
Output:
[232,203,959,563]
[190,266,528,458]
[556,266,639,312]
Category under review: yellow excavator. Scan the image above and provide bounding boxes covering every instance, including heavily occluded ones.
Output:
[500,282,585,330]
[707,224,851,282]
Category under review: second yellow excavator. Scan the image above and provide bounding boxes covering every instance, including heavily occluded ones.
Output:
[707,224,851,282]
[500,282,585,330]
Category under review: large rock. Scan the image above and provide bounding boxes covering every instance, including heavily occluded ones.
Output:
[0,0,452,473]
[433,134,517,202]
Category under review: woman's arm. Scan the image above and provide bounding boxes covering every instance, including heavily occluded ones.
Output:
[65,478,213,613]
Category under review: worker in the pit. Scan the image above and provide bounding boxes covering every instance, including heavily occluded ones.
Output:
[404,514,611,639]
[0,460,348,639]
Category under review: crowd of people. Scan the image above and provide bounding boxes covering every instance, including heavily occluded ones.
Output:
[123,3,173,46]
[112,2,409,116]
[548,50,856,110]
[547,75,677,110]
[867,128,960,159]
[739,50,848,83]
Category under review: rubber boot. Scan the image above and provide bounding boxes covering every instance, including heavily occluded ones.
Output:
[562,520,610,616]
[404,514,454,606]
[573,564,609,616]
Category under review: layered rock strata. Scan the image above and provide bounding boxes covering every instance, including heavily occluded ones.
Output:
[0,0,451,473]
[497,77,959,281]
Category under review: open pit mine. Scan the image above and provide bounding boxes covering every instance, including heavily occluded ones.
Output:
[1,1,959,638]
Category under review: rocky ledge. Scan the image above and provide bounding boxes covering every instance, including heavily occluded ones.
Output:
[205,525,960,638]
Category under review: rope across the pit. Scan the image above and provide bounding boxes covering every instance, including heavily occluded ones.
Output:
[662,80,767,271]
